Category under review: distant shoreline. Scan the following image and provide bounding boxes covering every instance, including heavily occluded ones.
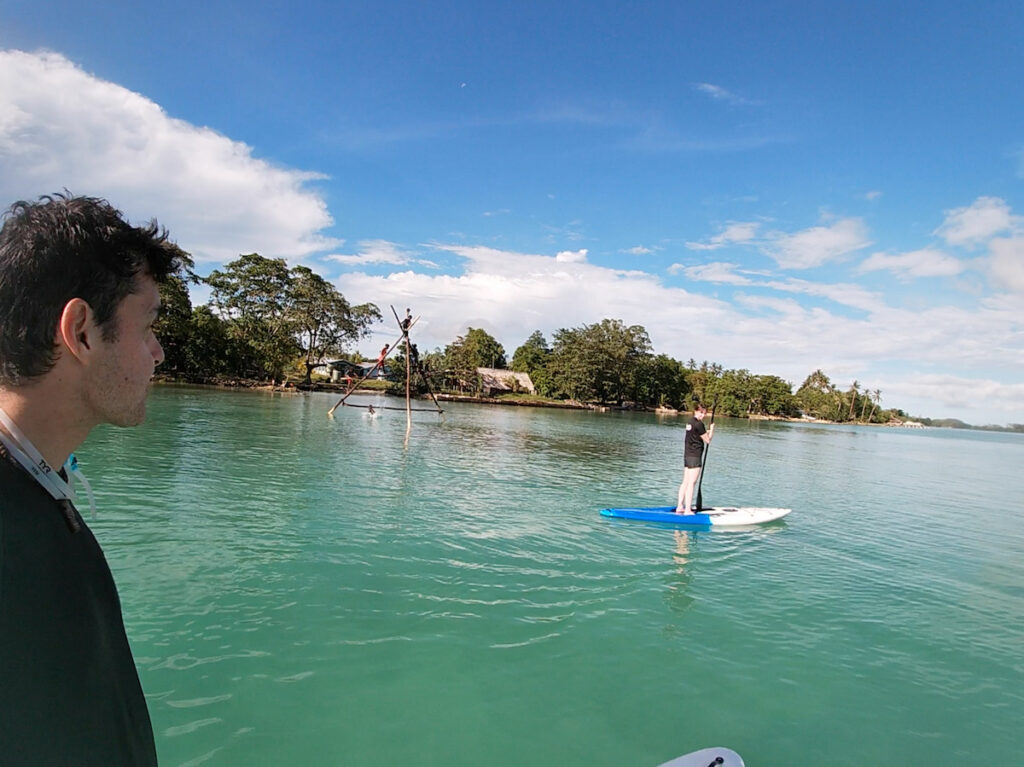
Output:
[154,377,949,428]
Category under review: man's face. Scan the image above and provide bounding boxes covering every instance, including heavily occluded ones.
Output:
[85,273,164,427]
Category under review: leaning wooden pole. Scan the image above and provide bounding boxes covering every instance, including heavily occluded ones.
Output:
[413,360,444,413]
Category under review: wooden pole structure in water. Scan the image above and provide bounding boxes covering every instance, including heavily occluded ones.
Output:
[405,322,412,430]
[328,306,444,422]
[326,318,419,416]
[392,305,414,430]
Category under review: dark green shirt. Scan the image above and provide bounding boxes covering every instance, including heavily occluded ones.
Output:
[0,455,157,766]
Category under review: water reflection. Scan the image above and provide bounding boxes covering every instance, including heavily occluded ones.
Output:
[663,529,695,615]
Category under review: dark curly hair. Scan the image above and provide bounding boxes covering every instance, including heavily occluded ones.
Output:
[0,192,183,385]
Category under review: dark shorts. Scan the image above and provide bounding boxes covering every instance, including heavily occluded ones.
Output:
[684,454,703,469]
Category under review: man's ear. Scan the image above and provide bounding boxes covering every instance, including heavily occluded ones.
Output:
[56,298,99,363]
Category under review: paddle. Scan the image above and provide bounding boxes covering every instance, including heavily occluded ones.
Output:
[695,395,718,511]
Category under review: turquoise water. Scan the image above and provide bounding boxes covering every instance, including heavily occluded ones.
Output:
[79,386,1024,766]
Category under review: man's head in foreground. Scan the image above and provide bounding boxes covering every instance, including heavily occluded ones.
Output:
[0,193,182,436]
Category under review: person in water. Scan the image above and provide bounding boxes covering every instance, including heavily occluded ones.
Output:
[367,404,376,416]
[0,193,183,766]
[676,403,714,514]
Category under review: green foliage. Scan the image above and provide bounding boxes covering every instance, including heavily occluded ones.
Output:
[705,369,799,417]
[206,253,298,380]
[153,247,197,375]
[288,265,381,383]
[793,370,888,422]
[511,330,550,374]
[183,306,237,377]
[202,253,380,382]
[920,417,970,428]
[529,365,556,398]
[418,347,445,375]
[548,319,652,404]
[462,327,506,369]
[752,375,800,417]
[389,341,433,395]
[685,360,723,408]
[634,354,689,409]
[794,368,836,419]
[443,328,505,393]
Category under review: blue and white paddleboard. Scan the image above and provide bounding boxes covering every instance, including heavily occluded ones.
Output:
[657,746,744,767]
[601,505,791,527]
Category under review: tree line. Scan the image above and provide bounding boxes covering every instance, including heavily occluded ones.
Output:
[155,252,379,384]
[155,254,905,422]
[417,320,903,422]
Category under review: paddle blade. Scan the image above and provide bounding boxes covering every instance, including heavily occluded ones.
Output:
[657,746,744,767]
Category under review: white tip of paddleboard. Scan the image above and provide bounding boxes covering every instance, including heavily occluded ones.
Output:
[657,746,744,767]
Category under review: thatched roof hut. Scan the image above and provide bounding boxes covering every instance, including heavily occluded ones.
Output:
[475,367,535,396]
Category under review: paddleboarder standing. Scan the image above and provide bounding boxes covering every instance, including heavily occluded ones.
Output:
[676,403,714,513]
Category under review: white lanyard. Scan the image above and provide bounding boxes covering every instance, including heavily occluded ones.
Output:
[0,406,97,518]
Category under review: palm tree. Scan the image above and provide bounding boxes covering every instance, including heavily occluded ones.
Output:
[868,389,882,422]
[847,380,860,421]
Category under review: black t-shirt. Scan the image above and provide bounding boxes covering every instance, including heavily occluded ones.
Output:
[0,456,157,766]
[684,417,707,460]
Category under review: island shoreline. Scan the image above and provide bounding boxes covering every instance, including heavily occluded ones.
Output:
[154,378,931,426]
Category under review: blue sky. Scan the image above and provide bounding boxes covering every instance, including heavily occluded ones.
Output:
[2,1,1023,424]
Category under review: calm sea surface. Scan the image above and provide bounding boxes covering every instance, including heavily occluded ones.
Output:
[78,386,1023,766]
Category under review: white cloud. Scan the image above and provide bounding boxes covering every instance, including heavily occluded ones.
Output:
[858,248,965,279]
[765,217,871,269]
[326,240,415,266]
[884,374,1024,420]
[622,245,656,255]
[763,277,887,313]
[555,248,588,263]
[988,236,1024,293]
[685,221,760,251]
[693,83,758,106]
[864,190,882,201]
[934,196,1018,249]
[679,262,753,284]
[0,49,337,262]
[335,244,727,359]
[681,259,887,312]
